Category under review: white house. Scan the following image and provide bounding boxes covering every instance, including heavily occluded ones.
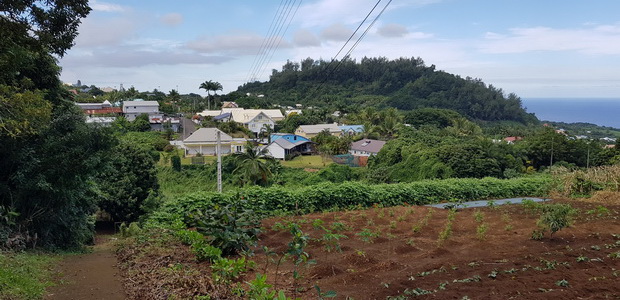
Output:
[122,100,161,121]
[265,137,313,160]
[230,110,274,136]
[183,128,247,156]
[349,139,386,156]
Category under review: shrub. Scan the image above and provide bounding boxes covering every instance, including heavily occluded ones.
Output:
[188,200,262,255]
[171,155,182,172]
[153,177,551,225]
[192,243,223,262]
[533,203,577,238]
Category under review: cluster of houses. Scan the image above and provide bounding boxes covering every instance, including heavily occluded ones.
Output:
[75,99,181,132]
[182,126,387,162]
[181,105,385,162]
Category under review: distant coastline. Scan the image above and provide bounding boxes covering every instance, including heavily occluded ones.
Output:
[522,98,620,129]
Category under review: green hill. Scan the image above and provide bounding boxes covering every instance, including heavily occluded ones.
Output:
[236,57,538,124]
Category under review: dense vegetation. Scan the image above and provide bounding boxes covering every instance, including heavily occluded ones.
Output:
[150,176,551,225]
[236,57,538,124]
[0,1,165,249]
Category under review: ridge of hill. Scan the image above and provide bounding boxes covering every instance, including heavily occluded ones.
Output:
[235,57,538,124]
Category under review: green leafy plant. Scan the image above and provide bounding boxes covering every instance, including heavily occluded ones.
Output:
[211,257,252,283]
[555,279,569,287]
[532,203,577,239]
[476,223,488,241]
[314,285,337,299]
[189,200,262,255]
[192,243,223,262]
[356,228,379,243]
[438,209,457,244]
[312,219,325,230]
[329,221,349,232]
[319,232,348,252]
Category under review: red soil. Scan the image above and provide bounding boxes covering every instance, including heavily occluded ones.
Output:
[252,196,620,299]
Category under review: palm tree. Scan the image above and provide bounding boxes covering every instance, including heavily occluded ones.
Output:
[232,142,275,186]
[375,108,403,139]
[199,80,223,110]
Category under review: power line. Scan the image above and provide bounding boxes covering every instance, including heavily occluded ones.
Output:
[256,0,302,80]
[245,0,288,83]
[250,0,299,82]
[247,0,300,83]
[311,0,392,98]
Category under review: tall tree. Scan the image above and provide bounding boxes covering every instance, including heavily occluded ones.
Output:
[232,142,275,186]
[199,80,223,110]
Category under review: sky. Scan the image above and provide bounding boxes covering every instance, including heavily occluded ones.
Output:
[58,0,620,99]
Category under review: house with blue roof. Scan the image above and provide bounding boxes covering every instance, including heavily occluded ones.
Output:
[265,133,313,160]
[339,125,365,136]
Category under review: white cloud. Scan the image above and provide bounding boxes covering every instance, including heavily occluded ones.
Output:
[73,17,137,47]
[61,48,232,68]
[321,24,354,41]
[187,32,288,56]
[377,23,409,38]
[90,1,126,12]
[294,29,321,47]
[481,24,620,55]
[161,13,183,26]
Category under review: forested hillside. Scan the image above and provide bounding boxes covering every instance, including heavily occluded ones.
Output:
[237,57,538,124]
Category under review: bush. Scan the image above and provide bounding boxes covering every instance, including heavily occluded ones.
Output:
[188,200,262,256]
[533,203,577,238]
[154,176,551,225]
[171,155,182,172]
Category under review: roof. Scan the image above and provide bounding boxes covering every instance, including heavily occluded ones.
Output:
[84,107,122,115]
[197,110,223,117]
[230,110,267,123]
[339,125,365,133]
[198,108,284,122]
[122,100,159,108]
[298,124,341,134]
[270,133,310,142]
[184,128,233,143]
[350,139,386,154]
[222,101,238,108]
[213,112,231,121]
[270,138,311,150]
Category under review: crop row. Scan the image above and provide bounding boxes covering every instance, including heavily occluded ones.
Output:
[151,176,551,223]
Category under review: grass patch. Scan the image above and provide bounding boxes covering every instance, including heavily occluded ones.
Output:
[281,155,332,169]
[0,252,59,300]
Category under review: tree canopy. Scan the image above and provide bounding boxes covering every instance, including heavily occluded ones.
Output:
[237,57,538,124]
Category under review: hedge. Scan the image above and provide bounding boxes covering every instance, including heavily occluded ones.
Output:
[150,176,551,224]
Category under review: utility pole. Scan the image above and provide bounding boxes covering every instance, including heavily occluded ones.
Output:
[586,140,591,169]
[217,130,222,193]
[550,135,554,167]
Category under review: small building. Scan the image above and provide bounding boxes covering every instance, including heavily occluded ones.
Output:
[230,110,274,137]
[76,100,122,116]
[265,137,313,160]
[503,136,523,144]
[295,124,341,138]
[221,101,239,108]
[339,125,365,136]
[149,116,181,132]
[183,128,246,156]
[122,100,161,121]
[349,139,386,156]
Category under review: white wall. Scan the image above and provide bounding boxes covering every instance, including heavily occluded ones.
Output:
[266,144,286,159]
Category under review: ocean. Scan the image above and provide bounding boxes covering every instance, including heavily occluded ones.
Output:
[521,98,620,129]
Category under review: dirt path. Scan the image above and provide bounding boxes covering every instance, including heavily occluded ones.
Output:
[46,234,126,300]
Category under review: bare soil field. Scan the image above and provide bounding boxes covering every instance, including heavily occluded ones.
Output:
[117,193,620,299]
